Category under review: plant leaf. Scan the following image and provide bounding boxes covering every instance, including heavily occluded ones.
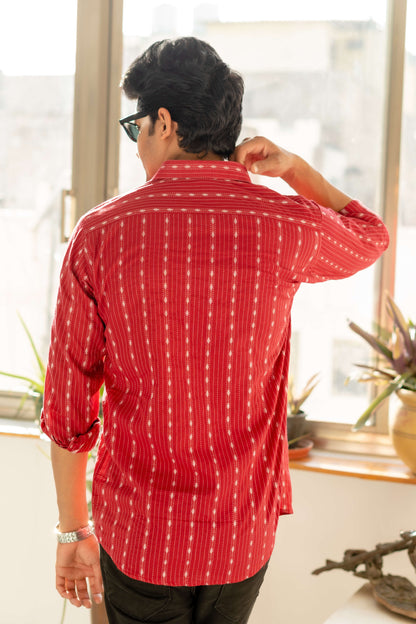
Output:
[288,432,311,448]
[385,294,414,359]
[353,364,396,378]
[297,374,320,409]
[0,370,43,393]
[403,377,416,391]
[17,312,46,382]
[352,372,412,430]
[287,373,319,414]
[348,321,393,362]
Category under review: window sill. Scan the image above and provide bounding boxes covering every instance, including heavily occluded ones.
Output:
[0,418,40,439]
[0,390,38,421]
[1,419,414,484]
[289,448,416,484]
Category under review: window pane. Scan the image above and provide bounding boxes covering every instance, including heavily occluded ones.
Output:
[119,0,388,425]
[396,2,416,317]
[0,1,77,392]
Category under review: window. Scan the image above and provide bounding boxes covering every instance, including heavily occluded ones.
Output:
[0,0,122,418]
[396,0,416,312]
[119,0,391,431]
[0,0,77,403]
[1,0,413,455]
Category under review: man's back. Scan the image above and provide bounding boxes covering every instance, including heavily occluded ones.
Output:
[43,36,389,620]
[43,159,388,586]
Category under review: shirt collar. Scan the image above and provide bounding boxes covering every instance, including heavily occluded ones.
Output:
[152,160,251,184]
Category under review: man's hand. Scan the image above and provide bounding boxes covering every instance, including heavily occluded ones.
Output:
[56,535,103,608]
[232,136,351,211]
[231,136,295,178]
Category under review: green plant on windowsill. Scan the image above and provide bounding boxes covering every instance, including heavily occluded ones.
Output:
[348,293,416,430]
[0,313,45,421]
[287,373,319,449]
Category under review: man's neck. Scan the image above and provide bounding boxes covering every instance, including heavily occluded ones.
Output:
[169,150,224,162]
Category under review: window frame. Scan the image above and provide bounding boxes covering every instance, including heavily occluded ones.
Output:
[68,0,124,228]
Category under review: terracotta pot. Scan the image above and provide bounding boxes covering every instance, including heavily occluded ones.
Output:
[390,390,416,474]
[288,439,313,459]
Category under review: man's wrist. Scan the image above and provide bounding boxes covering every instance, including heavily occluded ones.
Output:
[55,520,95,543]
[281,154,304,189]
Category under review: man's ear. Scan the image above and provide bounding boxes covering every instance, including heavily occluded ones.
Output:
[157,107,177,138]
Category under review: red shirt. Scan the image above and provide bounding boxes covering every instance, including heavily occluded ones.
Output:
[41,160,389,586]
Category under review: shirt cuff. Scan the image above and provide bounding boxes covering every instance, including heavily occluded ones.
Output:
[338,199,366,216]
[40,412,100,453]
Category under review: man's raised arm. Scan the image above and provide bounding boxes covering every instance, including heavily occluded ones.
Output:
[232,136,389,283]
[232,136,352,212]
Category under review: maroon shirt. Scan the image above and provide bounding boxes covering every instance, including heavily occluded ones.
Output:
[41,160,389,585]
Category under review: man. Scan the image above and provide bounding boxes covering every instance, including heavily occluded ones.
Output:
[41,37,389,623]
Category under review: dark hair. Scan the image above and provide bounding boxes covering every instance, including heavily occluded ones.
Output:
[121,37,244,158]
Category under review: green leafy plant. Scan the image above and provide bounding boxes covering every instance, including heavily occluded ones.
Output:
[0,313,45,419]
[287,373,319,449]
[348,293,416,430]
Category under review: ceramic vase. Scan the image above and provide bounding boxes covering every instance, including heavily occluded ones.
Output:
[390,390,416,474]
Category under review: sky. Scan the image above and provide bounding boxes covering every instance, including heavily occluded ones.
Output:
[0,0,414,75]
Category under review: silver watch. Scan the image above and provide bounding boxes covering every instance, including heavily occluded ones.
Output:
[55,521,95,543]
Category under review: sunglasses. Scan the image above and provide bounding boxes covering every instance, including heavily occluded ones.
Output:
[119,112,144,142]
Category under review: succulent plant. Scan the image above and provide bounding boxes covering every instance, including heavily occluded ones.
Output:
[287,373,320,416]
[348,293,416,430]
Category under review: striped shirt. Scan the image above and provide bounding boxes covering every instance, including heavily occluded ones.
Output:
[41,160,389,586]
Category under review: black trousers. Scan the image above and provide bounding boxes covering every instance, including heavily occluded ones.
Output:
[100,547,269,624]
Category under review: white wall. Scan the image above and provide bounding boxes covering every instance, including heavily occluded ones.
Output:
[2,434,415,624]
[253,470,416,624]
[1,435,89,624]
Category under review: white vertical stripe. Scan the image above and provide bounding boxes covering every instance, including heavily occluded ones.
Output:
[184,216,199,582]
[64,279,75,437]
[161,216,175,581]
[111,222,133,559]
[138,216,157,576]
[246,218,262,573]
[226,217,239,579]
[205,216,220,580]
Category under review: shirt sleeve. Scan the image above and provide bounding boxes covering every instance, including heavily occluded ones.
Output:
[40,222,105,452]
[304,199,389,283]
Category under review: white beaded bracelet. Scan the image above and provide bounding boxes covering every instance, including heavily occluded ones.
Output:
[55,521,95,544]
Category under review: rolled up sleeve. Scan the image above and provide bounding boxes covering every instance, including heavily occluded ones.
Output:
[305,199,389,283]
[40,223,105,452]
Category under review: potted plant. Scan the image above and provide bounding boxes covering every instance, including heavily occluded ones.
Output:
[286,373,319,454]
[348,293,416,472]
[0,314,45,421]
